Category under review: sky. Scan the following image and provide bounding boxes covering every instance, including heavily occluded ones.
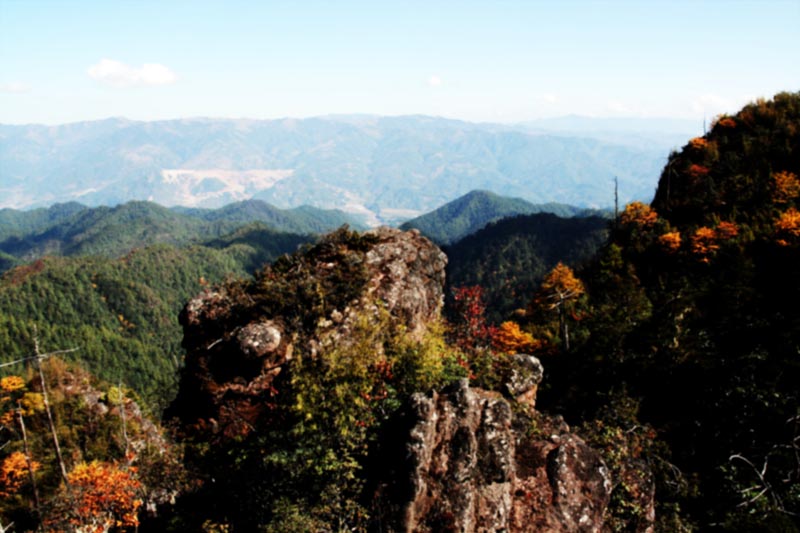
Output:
[1,0,798,125]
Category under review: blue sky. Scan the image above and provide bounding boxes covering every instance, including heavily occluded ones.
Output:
[1,0,798,124]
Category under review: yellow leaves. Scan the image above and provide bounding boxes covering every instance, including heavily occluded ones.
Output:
[772,170,800,204]
[18,392,44,416]
[539,263,585,306]
[491,321,541,354]
[620,202,658,228]
[0,451,39,498]
[775,207,800,246]
[658,231,682,253]
[0,376,25,393]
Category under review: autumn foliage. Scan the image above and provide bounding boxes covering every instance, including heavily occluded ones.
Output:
[690,227,720,262]
[0,451,39,499]
[772,170,800,203]
[689,137,709,150]
[715,116,737,128]
[46,461,142,533]
[658,231,682,253]
[775,207,800,246]
[451,285,494,352]
[533,263,585,351]
[536,262,586,309]
[491,321,541,354]
[619,202,658,228]
[688,164,710,178]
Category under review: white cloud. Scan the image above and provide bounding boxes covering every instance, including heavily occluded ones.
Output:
[689,93,741,117]
[428,75,442,87]
[0,82,31,94]
[536,93,559,104]
[87,59,177,88]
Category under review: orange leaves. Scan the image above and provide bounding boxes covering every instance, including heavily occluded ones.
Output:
[772,170,800,203]
[0,451,39,498]
[491,321,541,355]
[686,222,739,262]
[691,227,720,262]
[715,116,737,128]
[620,202,658,228]
[658,231,682,253]
[0,376,25,393]
[775,207,800,246]
[47,460,142,533]
[715,221,739,240]
[538,263,585,307]
[689,137,709,150]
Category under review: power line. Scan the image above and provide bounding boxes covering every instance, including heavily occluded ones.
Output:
[0,348,79,369]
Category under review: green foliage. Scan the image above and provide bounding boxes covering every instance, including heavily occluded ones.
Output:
[400,189,597,245]
[0,200,339,271]
[0,241,305,410]
[444,212,608,323]
[170,228,464,531]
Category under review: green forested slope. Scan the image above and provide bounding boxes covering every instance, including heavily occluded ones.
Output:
[444,212,608,322]
[0,236,311,410]
[0,200,354,269]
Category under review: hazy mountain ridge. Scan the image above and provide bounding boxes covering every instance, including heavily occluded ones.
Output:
[0,115,690,222]
[401,189,608,245]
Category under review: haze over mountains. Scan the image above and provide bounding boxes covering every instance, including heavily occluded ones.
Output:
[0,115,698,224]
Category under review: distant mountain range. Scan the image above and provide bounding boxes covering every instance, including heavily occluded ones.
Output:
[0,115,698,224]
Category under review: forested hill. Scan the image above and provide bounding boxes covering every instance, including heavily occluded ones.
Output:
[444,212,609,322]
[401,189,606,245]
[0,233,311,409]
[0,199,358,270]
[544,91,800,529]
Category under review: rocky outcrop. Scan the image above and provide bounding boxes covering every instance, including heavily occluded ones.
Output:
[167,226,655,531]
[167,227,447,439]
[374,378,617,533]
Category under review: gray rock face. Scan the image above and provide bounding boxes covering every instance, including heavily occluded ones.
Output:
[383,379,614,533]
[505,353,544,407]
[364,227,448,339]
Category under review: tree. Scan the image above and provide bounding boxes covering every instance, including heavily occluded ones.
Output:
[533,263,585,352]
[619,202,658,228]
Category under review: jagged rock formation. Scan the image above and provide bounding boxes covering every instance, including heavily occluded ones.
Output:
[373,377,651,533]
[167,226,655,531]
[167,227,447,438]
